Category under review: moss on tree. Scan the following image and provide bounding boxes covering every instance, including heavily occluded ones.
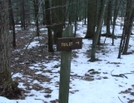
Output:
[0,72,24,99]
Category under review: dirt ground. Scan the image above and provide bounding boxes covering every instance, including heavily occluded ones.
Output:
[10,25,60,99]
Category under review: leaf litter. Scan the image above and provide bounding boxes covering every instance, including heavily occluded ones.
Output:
[1,23,134,103]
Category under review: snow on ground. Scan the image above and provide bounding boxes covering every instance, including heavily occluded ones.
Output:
[1,21,134,103]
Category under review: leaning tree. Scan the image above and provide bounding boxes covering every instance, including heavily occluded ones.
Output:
[118,0,134,58]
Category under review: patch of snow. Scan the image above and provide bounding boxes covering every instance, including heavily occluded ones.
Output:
[2,19,134,103]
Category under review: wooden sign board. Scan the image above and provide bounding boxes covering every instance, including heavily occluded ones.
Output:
[57,37,82,51]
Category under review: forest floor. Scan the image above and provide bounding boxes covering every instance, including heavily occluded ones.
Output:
[10,25,60,100]
[8,23,134,103]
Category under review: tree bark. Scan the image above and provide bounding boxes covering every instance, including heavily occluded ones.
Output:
[85,0,97,38]
[0,0,10,76]
[112,0,120,45]
[122,0,134,54]
[45,0,54,52]
[51,0,65,43]
[8,0,16,48]
[0,0,22,99]
[33,0,39,36]
[42,1,46,25]
[118,0,134,58]
[0,0,13,94]
[90,0,108,61]
[21,0,26,29]
[106,0,112,35]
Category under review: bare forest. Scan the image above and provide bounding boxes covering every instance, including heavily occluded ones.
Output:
[0,0,134,103]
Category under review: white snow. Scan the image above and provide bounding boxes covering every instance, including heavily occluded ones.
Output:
[1,19,134,103]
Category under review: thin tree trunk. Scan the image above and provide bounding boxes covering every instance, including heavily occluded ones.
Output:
[21,0,26,29]
[68,0,73,25]
[90,0,108,62]
[106,0,112,35]
[51,0,65,43]
[74,0,78,37]
[111,0,120,45]
[42,2,46,25]
[45,0,54,52]
[8,0,16,48]
[118,28,125,58]
[123,9,134,54]
[84,0,87,25]
[85,0,97,38]
[33,0,39,36]
[97,0,104,45]
[118,0,134,57]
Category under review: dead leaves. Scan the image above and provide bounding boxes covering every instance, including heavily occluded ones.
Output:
[119,85,134,102]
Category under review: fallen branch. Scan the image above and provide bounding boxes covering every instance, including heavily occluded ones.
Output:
[111,70,133,79]
[118,96,124,103]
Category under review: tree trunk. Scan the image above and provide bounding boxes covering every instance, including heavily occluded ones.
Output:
[85,0,97,38]
[90,0,108,62]
[51,0,65,43]
[106,0,112,35]
[118,0,134,57]
[0,0,22,99]
[111,0,120,45]
[33,0,39,36]
[21,0,26,29]
[84,0,87,25]
[42,1,46,25]
[96,0,104,45]
[0,0,10,77]
[122,0,134,54]
[45,0,54,52]
[74,0,78,36]
[68,0,73,25]
[8,0,16,48]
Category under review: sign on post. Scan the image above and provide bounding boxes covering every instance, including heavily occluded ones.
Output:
[57,37,82,51]
[58,26,82,103]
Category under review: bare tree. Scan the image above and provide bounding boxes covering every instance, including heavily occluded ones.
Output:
[90,0,108,61]
[85,0,97,38]
[111,0,121,45]
[8,0,16,48]
[45,0,54,52]
[0,0,11,84]
[106,0,112,36]
[20,0,26,29]
[118,0,134,58]
[51,0,65,43]
[33,0,40,36]
[0,0,22,99]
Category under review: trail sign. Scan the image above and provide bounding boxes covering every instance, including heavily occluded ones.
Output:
[57,37,82,51]
[58,26,82,103]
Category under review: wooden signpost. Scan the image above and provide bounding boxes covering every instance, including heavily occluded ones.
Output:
[57,37,82,51]
[57,26,82,103]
